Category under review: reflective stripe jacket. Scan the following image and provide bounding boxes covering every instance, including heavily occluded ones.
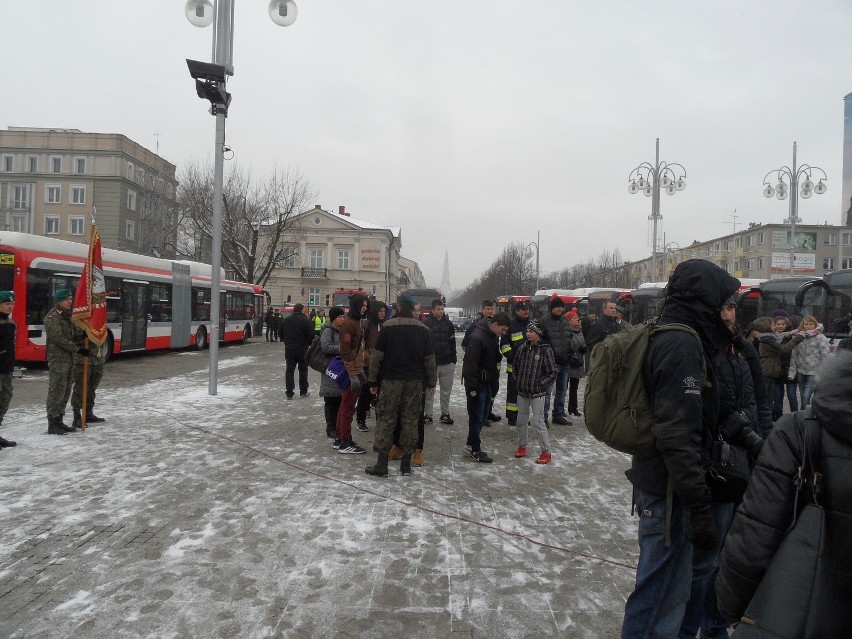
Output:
[500,315,528,374]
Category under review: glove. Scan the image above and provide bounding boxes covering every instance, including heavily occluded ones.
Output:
[77,347,91,356]
[349,376,361,392]
[793,334,805,344]
[688,505,719,552]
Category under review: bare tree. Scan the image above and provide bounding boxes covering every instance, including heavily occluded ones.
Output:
[176,161,316,286]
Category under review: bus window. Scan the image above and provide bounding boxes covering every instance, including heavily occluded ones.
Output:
[149,283,172,321]
[105,276,122,323]
[26,268,52,325]
[192,287,211,322]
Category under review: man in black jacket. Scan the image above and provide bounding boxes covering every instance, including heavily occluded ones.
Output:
[422,299,457,425]
[280,303,315,398]
[500,300,530,426]
[586,300,621,354]
[0,291,16,448]
[621,259,739,639]
[540,297,573,426]
[462,312,510,463]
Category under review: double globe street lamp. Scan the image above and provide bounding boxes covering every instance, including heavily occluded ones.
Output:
[628,138,686,280]
[762,142,827,277]
[184,0,298,395]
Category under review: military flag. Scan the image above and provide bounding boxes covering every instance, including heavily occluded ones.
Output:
[71,220,108,346]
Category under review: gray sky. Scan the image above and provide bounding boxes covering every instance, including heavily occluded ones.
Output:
[4,1,851,290]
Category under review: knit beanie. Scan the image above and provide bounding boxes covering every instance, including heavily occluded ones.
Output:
[564,309,578,321]
[550,296,565,310]
[328,307,345,321]
[772,309,789,319]
[526,320,543,337]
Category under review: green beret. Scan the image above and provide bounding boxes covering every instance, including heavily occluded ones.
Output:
[54,288,74,302]
[0,291,14,303]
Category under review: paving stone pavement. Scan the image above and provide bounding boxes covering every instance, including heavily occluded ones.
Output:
[0,340,639,638]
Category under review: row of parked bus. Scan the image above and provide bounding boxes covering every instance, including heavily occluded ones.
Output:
[496,271,852,342]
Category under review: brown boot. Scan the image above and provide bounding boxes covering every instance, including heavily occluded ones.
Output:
[388,445,403,460]
[413,449,424,467]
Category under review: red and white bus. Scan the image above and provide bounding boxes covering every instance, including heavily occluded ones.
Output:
[0,232,265,362]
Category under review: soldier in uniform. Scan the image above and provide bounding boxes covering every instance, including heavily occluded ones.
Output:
[71,327,107,428]
[0,291,18,448]
[44,289,88,434]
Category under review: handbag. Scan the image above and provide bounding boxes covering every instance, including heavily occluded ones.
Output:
[731,410,830,639]
[324,356,350,389]
[569,352,584,368]
[706,435,751,502]
[306,334,333,373]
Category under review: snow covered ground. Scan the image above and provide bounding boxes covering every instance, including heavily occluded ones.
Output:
[0,341,638,638]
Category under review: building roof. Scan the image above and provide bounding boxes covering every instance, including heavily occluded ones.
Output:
[297,207,400,238]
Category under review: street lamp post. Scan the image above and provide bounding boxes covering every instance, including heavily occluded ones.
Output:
[525,230,540,293]
[762,142,827,276]
[185,0,297,395]
[628,139,686,282]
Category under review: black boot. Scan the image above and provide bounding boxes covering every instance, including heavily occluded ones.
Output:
[86,406,105,423]
[365,453,389,477]
[0,434,17,447]
[400,454,412,476]
[59,415,76,432]
[73,409,82,429]
[47,417,68,436]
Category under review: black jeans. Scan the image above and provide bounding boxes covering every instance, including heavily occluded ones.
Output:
[355,382,373,423]
[285,351,309,397]
[567,377,580,414]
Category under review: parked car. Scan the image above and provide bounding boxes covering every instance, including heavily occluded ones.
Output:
[453,316,472,332]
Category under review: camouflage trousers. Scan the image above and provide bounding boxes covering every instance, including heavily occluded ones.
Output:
[72,362,104,411]
[0,372,13,423]
[373,379,425,455]
[46,361,73,418]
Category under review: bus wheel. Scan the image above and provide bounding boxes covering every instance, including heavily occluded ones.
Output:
[243,323,251,342]
[195,326,207,350]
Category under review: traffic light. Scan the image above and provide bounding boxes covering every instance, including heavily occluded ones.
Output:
[325,294,330,305]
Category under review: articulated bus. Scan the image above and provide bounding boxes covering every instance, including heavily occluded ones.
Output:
[0,232,265,362]
[530,289,586,321]
[495,295,531,317]
[735,277,821,330]
[796,270,852,340]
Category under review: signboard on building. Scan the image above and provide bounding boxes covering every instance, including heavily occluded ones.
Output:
[771,230,817,251]
[360,242,382,271]
[771,251,816,273]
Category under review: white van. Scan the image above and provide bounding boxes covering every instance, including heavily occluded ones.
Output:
[444,307,464,321]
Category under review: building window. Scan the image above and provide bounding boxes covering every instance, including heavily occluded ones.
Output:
[45,185,61,204]
[337,249,350,269]
[127,163,135,180]
[758,232,765,245]
[138,168,145,184]
[157,178,164,193]
[75,157,86,174]
[824,257,835,271]
[11,215,28,233]
[71,186,86,204]
[843,232,852,246]
[309,288,321,306]
[309,249,323,269]
[12,185,29,209]
[127,190,136,211]
[2,155,12,172]
[69,216,85,235]
[281,249,296,268]
[44,215,60,235]
[51,156,62,173]
[735,237,742,248]
[824,232,837,246]
[747,258,755,271]
[747,234,756,247]
[844,258,852,270]
[125,220,135,241]
[27,156,38,172]
[757,257,764,269]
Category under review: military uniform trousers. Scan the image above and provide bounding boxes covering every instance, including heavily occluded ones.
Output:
[373,379,425,455]
[72,362,104,411]
[46,361,74,418]
[0,372,13,423]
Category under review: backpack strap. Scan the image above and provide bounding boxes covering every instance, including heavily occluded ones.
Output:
[790,406,823,531]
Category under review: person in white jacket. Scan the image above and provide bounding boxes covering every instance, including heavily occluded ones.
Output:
[788,315,832,408]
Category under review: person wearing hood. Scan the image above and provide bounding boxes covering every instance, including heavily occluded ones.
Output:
[715,340,852,635]
[335,294,368,454]
[319,307,346,441]
[621,259,740,639]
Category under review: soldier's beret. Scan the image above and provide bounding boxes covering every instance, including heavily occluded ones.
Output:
[54,289,74,302]
[0,291,14,303]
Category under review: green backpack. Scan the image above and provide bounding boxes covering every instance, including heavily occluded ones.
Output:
[583,322,704,458]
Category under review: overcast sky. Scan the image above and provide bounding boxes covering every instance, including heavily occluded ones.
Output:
[3,1,851,291]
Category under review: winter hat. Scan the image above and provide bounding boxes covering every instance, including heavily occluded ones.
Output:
[772,309,789,319]
[0,291,14,303]
[328,306,345,321]
[398,294,416,307]
[550,296,565,310]
[526,320,543,337]
[54,288,73,302]
[515,300,530,311]
[564,309,579,321]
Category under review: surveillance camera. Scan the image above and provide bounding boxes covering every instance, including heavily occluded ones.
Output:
[186,59,227,84]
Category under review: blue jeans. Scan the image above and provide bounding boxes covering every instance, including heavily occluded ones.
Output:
[798,374,816,408]
[773,379,798,414]
[543,363,570,419]
[621,490,692,639]
[678,502,735,639]
[465,384,491,453]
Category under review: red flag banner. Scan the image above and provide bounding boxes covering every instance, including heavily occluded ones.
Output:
[72,224,108,346]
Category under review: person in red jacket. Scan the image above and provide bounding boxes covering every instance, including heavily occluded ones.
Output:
[335,294,368,454]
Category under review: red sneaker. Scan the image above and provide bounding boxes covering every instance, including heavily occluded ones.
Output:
[515,446,527,458]
[535,451,552,465]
